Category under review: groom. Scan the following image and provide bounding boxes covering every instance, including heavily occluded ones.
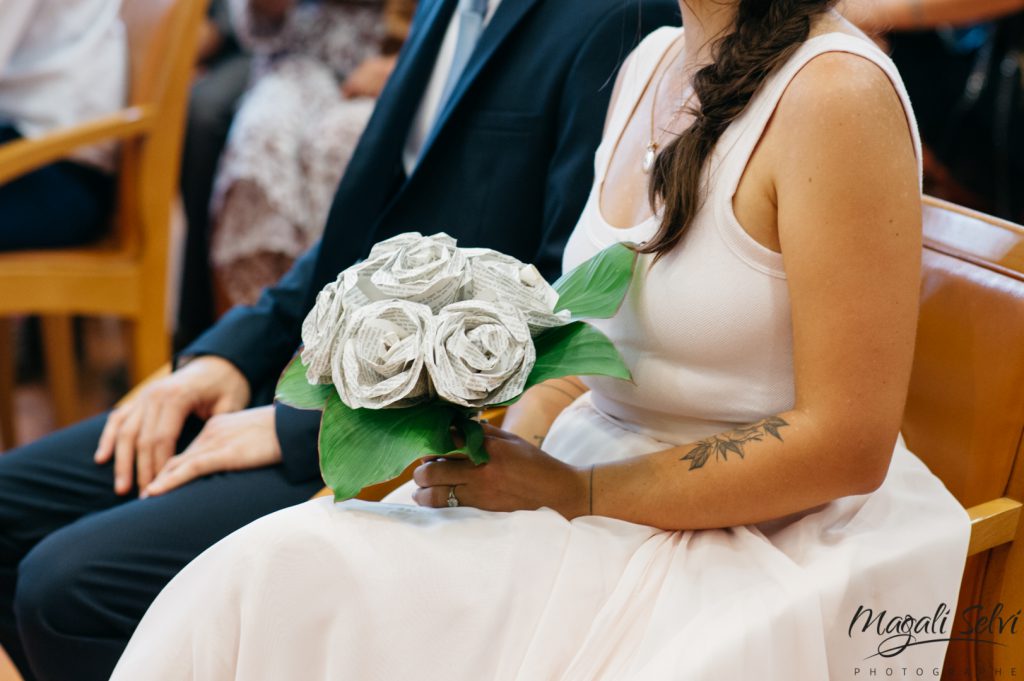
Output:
[0,0,680,679]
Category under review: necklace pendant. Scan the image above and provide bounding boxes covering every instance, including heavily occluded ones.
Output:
[642,143,658,174]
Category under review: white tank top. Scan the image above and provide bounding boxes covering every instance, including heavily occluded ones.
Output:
[562,25,922,445]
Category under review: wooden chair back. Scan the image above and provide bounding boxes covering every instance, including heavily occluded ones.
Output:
[114,0,204,255]
[0,0,207,446]
[906,197,1024,680]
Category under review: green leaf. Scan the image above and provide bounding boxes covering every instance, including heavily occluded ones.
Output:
[553,243,637,320]
[492,322,631,406]
[275,355,334,410]
[318,394,464,501]
[450,415,487,464]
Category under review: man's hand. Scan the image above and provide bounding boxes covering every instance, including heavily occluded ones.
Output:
[142,406,282,498]
[94,356,251,495]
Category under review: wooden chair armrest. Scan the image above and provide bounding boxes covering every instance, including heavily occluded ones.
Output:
[0,106,156,184]
[966,497,1022,556]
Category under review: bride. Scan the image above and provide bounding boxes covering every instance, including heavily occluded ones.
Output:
[113,0,969,678]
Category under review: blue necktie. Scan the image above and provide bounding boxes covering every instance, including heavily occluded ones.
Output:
[436,0,489,114]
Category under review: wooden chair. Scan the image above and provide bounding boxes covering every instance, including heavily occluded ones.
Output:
[0,0,208,450]
[908,197,1024,680]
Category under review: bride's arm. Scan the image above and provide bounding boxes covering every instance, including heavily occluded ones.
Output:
[581,54,922,529]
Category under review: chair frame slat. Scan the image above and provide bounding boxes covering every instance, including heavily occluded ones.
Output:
[966,497,1022,556]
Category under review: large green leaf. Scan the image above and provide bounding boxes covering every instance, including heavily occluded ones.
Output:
[553,243,637,320]
[275,355,334,410]
[319,394,467,501]
[528,322,632,386]
[493,322,631,406]
[449,413,487,465]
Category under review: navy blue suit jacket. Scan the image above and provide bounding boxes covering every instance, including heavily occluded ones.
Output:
[184,0,681,482]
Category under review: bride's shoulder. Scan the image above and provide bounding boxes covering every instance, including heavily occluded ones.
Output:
[635,24,685,60]
[604,26,684,131]
[776,45,908,138]
[767,44,918,196]
[773,12,910,139]
[621,25,685,77]
[616,26,685,97]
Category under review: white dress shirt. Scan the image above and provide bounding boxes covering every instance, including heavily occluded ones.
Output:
[402,0,502,175]
[0,0,127,172]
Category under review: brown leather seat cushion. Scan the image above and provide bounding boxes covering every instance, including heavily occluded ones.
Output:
[905,200,1024,509]
[909,198,1024,681]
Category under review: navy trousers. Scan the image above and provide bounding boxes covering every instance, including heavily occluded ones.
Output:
[0,414,324,681]
[0,126,114,251]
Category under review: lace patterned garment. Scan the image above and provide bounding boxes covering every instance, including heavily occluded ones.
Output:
[211,0,387,306]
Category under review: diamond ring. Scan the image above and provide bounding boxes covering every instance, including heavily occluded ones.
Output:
[447,486,459,508]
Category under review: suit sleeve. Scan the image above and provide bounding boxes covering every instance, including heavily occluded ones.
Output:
[182,240,326,483]
[532,1,680,281]
[181,240,321,400]
[181,1,444,485]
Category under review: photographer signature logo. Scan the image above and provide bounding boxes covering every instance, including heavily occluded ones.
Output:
[848,602,1020,658]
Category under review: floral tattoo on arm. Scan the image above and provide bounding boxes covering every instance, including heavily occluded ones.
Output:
[680,416,789,471]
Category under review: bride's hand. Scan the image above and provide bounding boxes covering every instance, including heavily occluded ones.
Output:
[411,424,590,519]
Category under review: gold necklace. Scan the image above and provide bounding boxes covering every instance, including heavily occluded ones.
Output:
[643,51,696,174]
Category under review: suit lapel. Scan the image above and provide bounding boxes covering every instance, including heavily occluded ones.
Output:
[414,0,544,167]
[311,0,457,290]
[360,0,458,162]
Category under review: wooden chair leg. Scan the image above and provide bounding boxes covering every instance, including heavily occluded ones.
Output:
[41,315,80,428]
[131,311,170,387]
[0,318,16,450]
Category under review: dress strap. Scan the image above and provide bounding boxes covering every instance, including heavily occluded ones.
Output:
[705,31,924,277]
[713,31,923,195]
[595,26,685,183]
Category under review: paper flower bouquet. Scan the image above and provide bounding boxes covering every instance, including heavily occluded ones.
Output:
[275,232,637,500]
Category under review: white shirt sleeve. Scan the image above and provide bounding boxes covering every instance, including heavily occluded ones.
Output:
[0,0,38,77]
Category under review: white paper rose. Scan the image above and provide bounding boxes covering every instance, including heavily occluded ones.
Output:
[331,300,433,410]
[363,232,432,260]
[353,232,467,313]
[300,278,347,385]
[425,301,535,407]
[463,249,569,333]
[299,263,380,384]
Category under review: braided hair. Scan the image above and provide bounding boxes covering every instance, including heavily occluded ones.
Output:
[642,0,838,258]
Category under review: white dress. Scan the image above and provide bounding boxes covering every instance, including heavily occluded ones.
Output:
[112,28,970,681]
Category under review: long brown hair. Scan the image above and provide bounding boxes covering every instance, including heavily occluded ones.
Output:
[641,0,838,258]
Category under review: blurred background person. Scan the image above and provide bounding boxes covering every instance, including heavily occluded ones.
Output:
[843,0,1024,220]
[209,0,416,310]
[0,0,126,250]
[176,0,253,350]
